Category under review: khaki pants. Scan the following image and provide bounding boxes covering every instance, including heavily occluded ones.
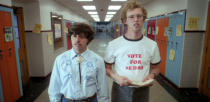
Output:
[111,82,149,102]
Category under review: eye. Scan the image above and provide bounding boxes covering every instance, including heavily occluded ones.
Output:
[128,15,134,19]
[137,14,144,18]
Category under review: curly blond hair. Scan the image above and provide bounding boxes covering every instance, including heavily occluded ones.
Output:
[121,0,147,23]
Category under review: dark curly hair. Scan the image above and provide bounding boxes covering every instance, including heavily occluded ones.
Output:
[69,23,95,44]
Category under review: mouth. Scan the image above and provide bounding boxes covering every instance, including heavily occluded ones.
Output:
[74,43,81,47]
[134,23,140,28]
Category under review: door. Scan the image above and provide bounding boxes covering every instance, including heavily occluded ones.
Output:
[14,7,30,85]
[200,2,210,98]
[0,10,21,102]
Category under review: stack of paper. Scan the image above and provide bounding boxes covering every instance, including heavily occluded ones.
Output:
[131,79,154,87]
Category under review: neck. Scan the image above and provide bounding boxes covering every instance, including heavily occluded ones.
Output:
[125,30,142,40]
[73,48,87,55]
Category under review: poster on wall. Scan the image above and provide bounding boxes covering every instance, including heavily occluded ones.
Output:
[4,27,13,42]
[176,25,182,36]
[169,49,176,61]
[33,24,42,34]
[165,27,172,37]
[187,17,199,30]
[54,23,62,39]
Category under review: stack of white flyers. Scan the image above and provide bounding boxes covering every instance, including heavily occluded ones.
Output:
[131,79,154,87]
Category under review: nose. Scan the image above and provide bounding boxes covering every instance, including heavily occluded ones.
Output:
[75,35,81,42]
[134,16,139,21]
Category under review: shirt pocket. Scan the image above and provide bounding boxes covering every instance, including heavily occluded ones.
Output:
[84,70,96,87]
[62,70,73,84]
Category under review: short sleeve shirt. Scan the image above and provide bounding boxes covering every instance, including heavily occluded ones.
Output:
[104,36,161,82]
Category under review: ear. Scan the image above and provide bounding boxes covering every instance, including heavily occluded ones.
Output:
[123,20,127,25]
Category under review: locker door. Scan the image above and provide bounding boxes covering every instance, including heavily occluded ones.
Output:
[166,12,185,87]
[157,17,169,75]
[147,19,156,41]
[0,11,7,102]
[0,10,21,102]
[66,22,72,50]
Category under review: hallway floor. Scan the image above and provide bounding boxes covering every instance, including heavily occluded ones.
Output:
[17,32,210,102]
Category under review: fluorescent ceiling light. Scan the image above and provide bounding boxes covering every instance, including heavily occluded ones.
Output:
[106,15,114,18]
[90,15,99,18]
[88,11,98,14]
[107,12,116,14]
[108,5,121,10]
[83,5,96,10]
[77,0,93,1]
[52,15,58,18]
[105,17,112,21]
[111,0,127,1]
[93,17,100,21]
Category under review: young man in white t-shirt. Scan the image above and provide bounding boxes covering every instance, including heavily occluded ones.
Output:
[104,0,161,102]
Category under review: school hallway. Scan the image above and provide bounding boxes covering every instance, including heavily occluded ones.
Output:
[21,32,177,102]
[17,32,209,102]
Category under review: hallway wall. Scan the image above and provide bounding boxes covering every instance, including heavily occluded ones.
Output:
[39,0,90,30]
[12,0,90,77]
[0,0,11,6]
[144,0,187,18]
[185,0,209,30]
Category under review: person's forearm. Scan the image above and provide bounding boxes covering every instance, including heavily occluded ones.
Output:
[105,64,119,81]
[106,68,119,80]
[150,64,160,76]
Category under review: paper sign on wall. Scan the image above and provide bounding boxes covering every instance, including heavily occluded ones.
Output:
[187,17,199,30]
[165,27,172,37]
[4,27,13,42]
[47,33,53,45]
[143,28,146,35]
[156,26,159,35]
[33,24,42,34]
[148,27,151,34]
[55,24,62,38]
[176,25,182,36]
[169,49,176,61]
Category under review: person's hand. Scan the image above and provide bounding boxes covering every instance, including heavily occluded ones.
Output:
[114,75,132,86]
[142,74,155,86]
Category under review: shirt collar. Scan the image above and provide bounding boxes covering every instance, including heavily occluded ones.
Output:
[71,49,89,61]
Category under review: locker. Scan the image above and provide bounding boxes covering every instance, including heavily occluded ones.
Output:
[147,19,156,41]
[145,11,201,88]
[156,17,169,75]
[166,11,185,87]
[143,20,148,36]
[0,10,21,102]
[65,21,72,50]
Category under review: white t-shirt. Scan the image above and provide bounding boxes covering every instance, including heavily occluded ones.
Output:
[104,35,161,82]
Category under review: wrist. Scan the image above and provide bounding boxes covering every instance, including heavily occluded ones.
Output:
[150,73,157,78]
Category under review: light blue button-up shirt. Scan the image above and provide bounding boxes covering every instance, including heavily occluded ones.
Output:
[48,49,109,102]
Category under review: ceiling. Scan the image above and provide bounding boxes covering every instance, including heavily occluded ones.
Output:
[55,0,152,22]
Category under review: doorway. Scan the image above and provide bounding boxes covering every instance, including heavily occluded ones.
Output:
[200,2,210,98]
[13,7,30,85]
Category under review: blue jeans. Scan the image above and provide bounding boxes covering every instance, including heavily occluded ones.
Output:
[61,95,98,102]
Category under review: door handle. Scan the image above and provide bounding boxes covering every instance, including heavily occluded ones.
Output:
[8,48,12,56]
[0,49,3,59]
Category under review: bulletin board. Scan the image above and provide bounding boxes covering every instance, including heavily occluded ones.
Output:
[51,12,63,50]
